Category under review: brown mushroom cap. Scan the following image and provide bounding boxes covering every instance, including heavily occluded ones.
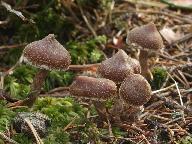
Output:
[23,34,71,71]
[127,56,141,74]
[127,23,164,50]
[97,49,141,83]
[119,74,151,107]
[70,76,117,100]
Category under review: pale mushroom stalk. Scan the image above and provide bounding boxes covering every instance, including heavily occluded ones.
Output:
[139,50,153,81]
[120,104,144,123]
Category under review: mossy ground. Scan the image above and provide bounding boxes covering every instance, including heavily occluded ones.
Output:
[0,0,191,143]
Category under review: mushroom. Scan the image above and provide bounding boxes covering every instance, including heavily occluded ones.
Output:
[126,23,164,81]
[9,34,71,107]
[97,49,141,84]
[70,76,117,100]
[23,34,71,71]
[119,74,151,107]
[70,75,117,121]
[118,74,151,122]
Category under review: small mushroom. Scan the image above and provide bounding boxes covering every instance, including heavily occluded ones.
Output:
[127,23,164,81]
[70,76,117,100]
[23,34,71,71]
[97,49,141,83]
[70,75,117,121]
[119,74,151,107]
[10,34,71,107]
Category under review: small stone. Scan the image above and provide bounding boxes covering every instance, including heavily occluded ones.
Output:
[13,112,51,138]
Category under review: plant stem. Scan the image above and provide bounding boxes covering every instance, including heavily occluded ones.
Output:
[68,63,100,71]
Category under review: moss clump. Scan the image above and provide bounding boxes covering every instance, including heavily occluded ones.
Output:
[13,133,33,144]
[67,35,106,64]
[151,67,167,90]
[0,100,15,132]
[177,136,192,144]
[44,71,75,92]
[33,97,88,143]
[13,1,74,43]
[4,65,37,99]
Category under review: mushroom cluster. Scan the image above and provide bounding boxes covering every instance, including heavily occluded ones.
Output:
[63,49,151,123]
[9,23,159,123]
[96,49,152,123]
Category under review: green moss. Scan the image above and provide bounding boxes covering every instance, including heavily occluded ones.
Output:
[4,65,36,99]
[177,136,192,144]
[151,67,167,90]
[44,71,75,92]
[33,97,88,143]
[34,97,86,126]
[13,0,74,42]
[79,123,101,144]
[4,64,75,98]
[0,101,15,132]
[0,48,23,66]
[44,129,70,144]
[12,133,32,144]
[67,35,106,64]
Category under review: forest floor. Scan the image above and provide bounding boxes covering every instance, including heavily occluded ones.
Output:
[0,0,192,143]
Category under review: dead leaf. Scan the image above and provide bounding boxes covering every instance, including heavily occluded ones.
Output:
[160,27,182,44]
[170,0,192,6]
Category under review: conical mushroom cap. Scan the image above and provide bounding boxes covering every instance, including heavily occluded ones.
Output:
[127,23,164,50]
[119,74,151,107]
[97,49,140,83]
[127,56,141,74]
[70,76,117,100]
[23,34,71,71]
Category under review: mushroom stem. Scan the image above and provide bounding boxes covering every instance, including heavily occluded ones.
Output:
[8,69,49,108]
[30,69,49,93]
[120,105,143,123]
[68,63,100,71]
[139,50,153,81]
[25,69,49,107]
[92,101,108,121]
[110,97,124,124]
